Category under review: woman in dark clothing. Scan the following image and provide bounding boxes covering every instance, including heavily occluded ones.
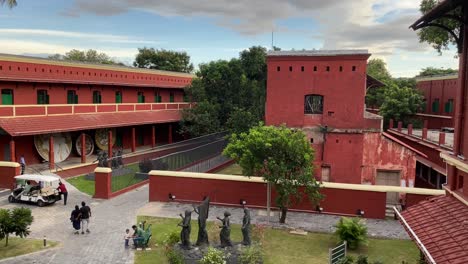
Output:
[70,205,81,234]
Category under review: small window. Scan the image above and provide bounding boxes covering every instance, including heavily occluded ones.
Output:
[93,91,102,104]
[1,89,13,105]
[9,66,11,71]
[339,66,343,72]
[17,67,20,71]
[445,99,454,113]
[115,91,122,104]
[304,94,324,114]
[310,138,314,144]
[67,90,78,104]
[301,66,304,72]
[352,66,356,71]
[289,66,293,72]
[432,98,440,113]
[326,66,330,72]
[313,66,317,71]
[277,66,280,72]
[169,92,174,102]
[154,91,162,103]
[137,92,145,103]
[37,90,49,104]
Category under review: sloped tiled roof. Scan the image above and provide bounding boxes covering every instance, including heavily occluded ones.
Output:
[399,195,468,264]
[0,110,181,136]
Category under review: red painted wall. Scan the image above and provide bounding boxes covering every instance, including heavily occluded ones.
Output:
[265,54,372,129]
[417,77,456,128]
[149,174,387,219]
[0,164,20,189]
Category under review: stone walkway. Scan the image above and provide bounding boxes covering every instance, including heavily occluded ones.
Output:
[0,182,409,264]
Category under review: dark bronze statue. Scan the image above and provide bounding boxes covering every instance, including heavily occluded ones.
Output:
[117,148,124,167]
[178,210,192,249]
[242,208,251,246]
[193,196,210,246]
[102,151,109,167]
[111,149,118,169]
[95,151,108,167]
[217,211,232,247]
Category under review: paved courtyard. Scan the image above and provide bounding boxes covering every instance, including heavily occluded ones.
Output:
[0,181,409,264]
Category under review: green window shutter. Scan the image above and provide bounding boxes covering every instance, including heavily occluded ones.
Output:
[116,93,122,103]
[46,94,50,104]
[2,90,13,105]
[169,93,174,102]
[74,94,79,104]
[432,100,439,113]
[98,94,102,104]
[158,95,162,102]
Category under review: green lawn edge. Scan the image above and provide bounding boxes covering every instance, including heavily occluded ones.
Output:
[0,237,59,260]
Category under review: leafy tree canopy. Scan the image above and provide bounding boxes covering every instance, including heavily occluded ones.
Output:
[49,49,123,65]
[366,58,391,82]
[0,207,33,246]
[418,0,462,54]
[179,100,221,137]
[223,124,322,223]
[417,67,458,77]
[133,47,194,73]
[379,82,424,123]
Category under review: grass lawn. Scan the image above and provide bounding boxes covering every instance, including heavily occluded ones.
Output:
[215,163,243,175]
[0,237,59,259]
[134,216,419,264]
[67,163,141,196]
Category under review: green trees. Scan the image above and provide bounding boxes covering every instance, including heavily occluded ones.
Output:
[181,46,266,136]
[0,0,16,8]
[334,217,368,250]
[49,49,123,65]
[418,0,462,53]
[417,67,458,77]
[223,124,322,223]
[0,208,33,246]
[133,48,194,73]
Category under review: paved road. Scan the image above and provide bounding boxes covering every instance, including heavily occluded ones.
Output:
[0,180,149,264]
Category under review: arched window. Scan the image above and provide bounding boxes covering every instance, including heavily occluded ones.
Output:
[304,94,323,114]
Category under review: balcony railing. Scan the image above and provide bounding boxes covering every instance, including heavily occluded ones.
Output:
[0,102,192,118]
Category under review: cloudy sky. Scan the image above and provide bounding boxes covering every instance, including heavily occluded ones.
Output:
[0,0,459,77]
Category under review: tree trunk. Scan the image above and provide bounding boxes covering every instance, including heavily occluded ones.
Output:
[5,235,8,247]
[279,207,288,224]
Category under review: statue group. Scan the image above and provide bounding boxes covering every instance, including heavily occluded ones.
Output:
[95,148,123,168]
[178,196,251,249]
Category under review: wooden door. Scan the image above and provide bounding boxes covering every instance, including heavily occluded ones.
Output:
[376,170,400,205]
[321,167,330,182]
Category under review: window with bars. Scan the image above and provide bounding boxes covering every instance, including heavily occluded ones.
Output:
[67,90,78,104]
[93,91,102,104]
[37,90,49,104]
[445,99,454,113]
[304,94,323,114]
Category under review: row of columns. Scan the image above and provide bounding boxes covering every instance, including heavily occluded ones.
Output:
[389,119,446,145]
[8,124,174,170]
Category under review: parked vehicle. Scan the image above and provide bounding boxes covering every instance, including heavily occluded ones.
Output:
[8,175,62,207]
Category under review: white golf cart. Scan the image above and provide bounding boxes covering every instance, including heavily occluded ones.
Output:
[8,174,62,207]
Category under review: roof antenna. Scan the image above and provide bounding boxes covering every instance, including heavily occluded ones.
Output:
[271,30,274,50]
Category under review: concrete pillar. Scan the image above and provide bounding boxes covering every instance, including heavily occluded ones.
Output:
[9,139,15,162]
[423,120,428,129]
[446,164,457,191]
[0,162,20,189]
[168,124,173,144]
[151,125,156,148]
[108,130,113,159]
[81,133,86,164]
[422,128,428,140]
[397,121,402,132]
[439,132,446,145]
[389,119,394,129]
[49,135,54,170]
[131,127,136,152]
[408,124,413,135]
[94,167,112,199]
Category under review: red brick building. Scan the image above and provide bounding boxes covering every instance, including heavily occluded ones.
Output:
[265,50,418,204]
[416,74,457,129]
[0,54,193,169]
[396,1,468,263]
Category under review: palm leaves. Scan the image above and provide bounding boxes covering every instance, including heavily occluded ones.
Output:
[334,217,368,250]
[0,0,17,8]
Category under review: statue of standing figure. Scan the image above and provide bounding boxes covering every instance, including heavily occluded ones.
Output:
[117,148,124,168]
[102,151,109,167]
[193,196,210,246]
[242,208,251,246]
[217,211,232,247]
[111,149,118,169]
[178,210,192,249]
[96,151,108,167]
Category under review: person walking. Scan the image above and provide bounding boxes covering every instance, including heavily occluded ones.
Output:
[57,181,68,205]
[80,201,91,234]
[70,205,81,234]
[19,155,26,175]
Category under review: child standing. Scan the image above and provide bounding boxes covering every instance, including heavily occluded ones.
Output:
[124,229,131,247]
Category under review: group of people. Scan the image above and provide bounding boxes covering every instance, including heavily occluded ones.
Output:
[69,201,92,234]
[124,224,145,248]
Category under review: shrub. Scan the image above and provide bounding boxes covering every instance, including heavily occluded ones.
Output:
[334,217,368,250]
[337,256,354,264]
[138,159,153,173]
[239,245,263,264]
[356,255,369,264]
[164,231,180,246]
[165,247,184,264]
[199,247,226,264]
